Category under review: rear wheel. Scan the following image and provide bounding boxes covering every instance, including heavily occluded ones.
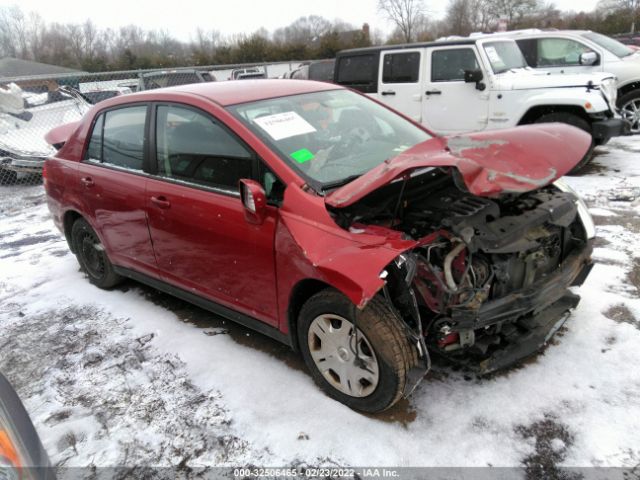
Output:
[297,289,417,413]
[71,218,123,289]
[534,112,594,174]
[618,90,640,134]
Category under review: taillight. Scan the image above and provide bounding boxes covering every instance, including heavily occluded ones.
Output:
[42,162,47,188]
[0,425,22,479]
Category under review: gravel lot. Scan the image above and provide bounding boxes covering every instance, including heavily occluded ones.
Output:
[1,136,639,476]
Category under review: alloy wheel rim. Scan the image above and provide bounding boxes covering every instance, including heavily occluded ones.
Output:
[621,99,640,134]
[307,314,379,398]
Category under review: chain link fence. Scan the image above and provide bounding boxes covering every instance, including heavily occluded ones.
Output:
[0,60,309,187]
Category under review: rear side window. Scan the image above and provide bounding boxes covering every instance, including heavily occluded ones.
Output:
[85,114,104,160]
[382,52,420,83]
[103,106,146,170]
[84,105,146,171]
[431,48,479,82]
[155,105,253,191]
[336,54,377,93]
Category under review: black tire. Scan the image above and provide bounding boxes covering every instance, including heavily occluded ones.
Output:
[617,89,640,135]
[534,112,594,174]
[297,289,417,413]
[71,218,123,289]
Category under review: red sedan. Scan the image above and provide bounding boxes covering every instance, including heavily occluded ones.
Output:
[44,80,595,412]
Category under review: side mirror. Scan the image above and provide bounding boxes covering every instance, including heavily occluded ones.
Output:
[0,372,54,477]
[239,179,267,225]
[464,69,486,91]
[580,51,598,66]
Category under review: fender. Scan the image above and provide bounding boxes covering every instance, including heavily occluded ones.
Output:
[510,88,610,127]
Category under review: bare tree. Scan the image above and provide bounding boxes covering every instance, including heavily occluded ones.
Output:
[598,0,640,32]
[377,0,427,42]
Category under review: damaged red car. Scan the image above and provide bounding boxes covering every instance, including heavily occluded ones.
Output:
[44,80,595,413]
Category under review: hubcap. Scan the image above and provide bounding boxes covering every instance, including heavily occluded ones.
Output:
[307,314,379,398]
[621,99,640,134]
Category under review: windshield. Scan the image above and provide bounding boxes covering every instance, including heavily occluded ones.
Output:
[483,41,528,73]
[582,32,634,58]
[228,89,431,191]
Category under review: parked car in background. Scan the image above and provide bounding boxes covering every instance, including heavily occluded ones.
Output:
[137,69,215,91]
[500,29,640,133]
[44,79,595,412]
[0,83,90,183]
[289,59,336,82]
[230,67,266,80]
[335,36,626,172]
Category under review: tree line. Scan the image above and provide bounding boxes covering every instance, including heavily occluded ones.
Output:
[0,0,638,74]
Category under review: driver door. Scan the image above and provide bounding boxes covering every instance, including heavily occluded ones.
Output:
[422,46,490,134]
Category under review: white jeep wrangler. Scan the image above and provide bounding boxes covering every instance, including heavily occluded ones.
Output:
[500,29,640,133]
[334,35,626,171]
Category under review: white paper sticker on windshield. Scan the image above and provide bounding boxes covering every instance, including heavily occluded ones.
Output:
[485,46,503,65]
[253,111,316,141]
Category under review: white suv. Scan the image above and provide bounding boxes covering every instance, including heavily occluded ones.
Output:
[502,29,640,133]
[335,35,626,171]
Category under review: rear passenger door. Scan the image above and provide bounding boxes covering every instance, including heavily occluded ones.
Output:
[378,49,423,122]
[77,104,158,277]
[145,103,280,326]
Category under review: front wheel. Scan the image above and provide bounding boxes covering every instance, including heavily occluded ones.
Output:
[297,289,417,413]
[71,218,123,289]
[534,112,594,174]
[618,90,640,134]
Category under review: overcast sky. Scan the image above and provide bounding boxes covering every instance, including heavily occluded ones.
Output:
[1,0,603,42]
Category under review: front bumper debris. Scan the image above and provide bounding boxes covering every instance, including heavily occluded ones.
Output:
[592,117,628,141]
[478,291,579,374]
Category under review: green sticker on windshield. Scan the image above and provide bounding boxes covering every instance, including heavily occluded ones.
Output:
[291,148,314,163]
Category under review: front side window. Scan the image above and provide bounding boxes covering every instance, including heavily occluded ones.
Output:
[155,105,252,191]
[228,89,431,191]
[536,38,591,66]
[431,48,479,82]
[84,105,146,170]
[382,52,420,83]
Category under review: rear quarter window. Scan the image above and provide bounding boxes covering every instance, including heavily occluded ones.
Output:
[336,54,378,93]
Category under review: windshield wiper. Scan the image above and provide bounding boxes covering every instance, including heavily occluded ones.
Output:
[321,174,361,191]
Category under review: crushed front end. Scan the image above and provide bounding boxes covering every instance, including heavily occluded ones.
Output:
[332,169,594,379]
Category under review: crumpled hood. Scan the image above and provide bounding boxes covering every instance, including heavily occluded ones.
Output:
[326,123,591,208]
[501,70,614,91]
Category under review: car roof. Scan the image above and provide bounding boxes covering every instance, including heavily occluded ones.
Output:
[106,79,343,107]
[338,38,476,55]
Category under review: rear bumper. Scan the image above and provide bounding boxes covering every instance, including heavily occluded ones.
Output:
[592,117,628,142]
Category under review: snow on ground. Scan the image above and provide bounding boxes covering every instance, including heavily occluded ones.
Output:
[1,136,640,475]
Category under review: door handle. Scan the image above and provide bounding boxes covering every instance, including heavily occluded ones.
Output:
[80,176,94,188]
[150,195,171,209]
[381,90,396,96]
[425,90,442,95]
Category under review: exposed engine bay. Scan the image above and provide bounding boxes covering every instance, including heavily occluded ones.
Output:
[330,168,593,374]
